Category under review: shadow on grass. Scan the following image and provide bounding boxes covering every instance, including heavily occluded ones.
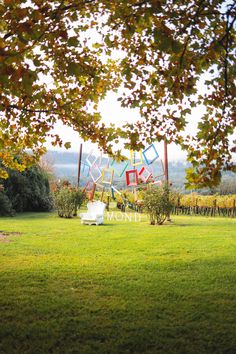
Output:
[6,212,54,220]
[0,258,236,354]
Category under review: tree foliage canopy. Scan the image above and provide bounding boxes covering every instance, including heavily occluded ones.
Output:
[0,0,235,187]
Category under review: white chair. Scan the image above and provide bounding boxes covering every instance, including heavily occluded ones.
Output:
[80,201,106,225]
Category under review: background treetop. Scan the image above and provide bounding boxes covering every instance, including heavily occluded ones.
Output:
[0,0,235,187]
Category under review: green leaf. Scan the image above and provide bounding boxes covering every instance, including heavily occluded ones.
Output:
[64,142,71,149]
[22,71,36,95]
[67,62,81,76]
[33,59,41,67]
[0,75,9,84]
[172,40,182,53]
[18,34,28,44]
[158,37,172,51]
[68,36,79,47]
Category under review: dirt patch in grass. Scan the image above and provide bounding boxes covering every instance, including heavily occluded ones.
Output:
[0,231,21,243]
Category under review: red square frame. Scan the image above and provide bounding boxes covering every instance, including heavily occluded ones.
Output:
[126,169,138,186]
[138,166,152,183]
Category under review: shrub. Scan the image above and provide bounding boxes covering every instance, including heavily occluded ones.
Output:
[0,191,15,216]
[1,165,53,213]
[73,187,87,215]
[143,185,174,225]
[54,186,86,218]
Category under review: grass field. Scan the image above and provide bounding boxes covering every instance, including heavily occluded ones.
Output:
[0,212,236,354]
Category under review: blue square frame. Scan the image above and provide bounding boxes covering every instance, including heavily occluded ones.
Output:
[81,162,90,177]
[142,144,159,165]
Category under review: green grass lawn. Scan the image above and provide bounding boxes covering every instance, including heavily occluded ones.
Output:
[0,212,236,354]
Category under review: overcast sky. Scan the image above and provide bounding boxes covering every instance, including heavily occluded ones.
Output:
[46,90,207,162]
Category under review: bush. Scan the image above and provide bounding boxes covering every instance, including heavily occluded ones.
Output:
[0,191,15,216]
[143,185,174,225]
[1,165,53,212]
[54,186,86,218]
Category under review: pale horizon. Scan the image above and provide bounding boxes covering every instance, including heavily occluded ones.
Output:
[46,91,209,162]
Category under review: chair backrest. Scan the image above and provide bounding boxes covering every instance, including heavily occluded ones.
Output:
[87,201,106,215]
